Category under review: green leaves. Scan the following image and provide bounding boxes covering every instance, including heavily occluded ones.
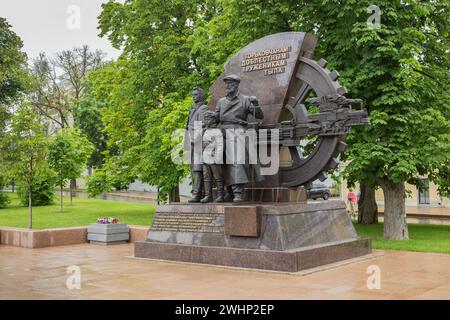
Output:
[86,169,114,197]
[305,0,450,195]
[0,17,30,105]
[89,0,449,202]
[1,103,50,186]
[48,128,94,186]
[0,17,31,142]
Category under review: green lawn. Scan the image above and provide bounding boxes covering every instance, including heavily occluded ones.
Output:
[1,193,449,254]
[354,222,450,254]
[0,193,155,229]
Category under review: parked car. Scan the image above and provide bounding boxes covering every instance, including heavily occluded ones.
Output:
[306,182,331,200]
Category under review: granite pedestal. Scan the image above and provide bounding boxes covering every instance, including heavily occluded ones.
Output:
[135,201,371,272]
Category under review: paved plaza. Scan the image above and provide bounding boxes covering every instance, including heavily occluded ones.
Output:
[0,243,449,299]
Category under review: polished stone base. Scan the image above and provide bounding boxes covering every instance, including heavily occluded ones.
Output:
[135,238,370,272]
[135,201,372,272]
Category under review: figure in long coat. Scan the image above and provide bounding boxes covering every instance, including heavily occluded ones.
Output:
[214,74,264,202]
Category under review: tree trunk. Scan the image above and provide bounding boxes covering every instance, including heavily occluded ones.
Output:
[69,184,73,206]
[157,187,160,205]
[357,181,378,224]
[28,187,32,229]
[70,179,76,205]
[60,183,64,213]
[378,177,408,240]
[169,185,180,203]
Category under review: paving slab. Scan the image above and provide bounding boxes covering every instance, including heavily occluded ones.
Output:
[0,243,449,299]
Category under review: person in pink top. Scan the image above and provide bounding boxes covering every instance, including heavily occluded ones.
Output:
[347,188,357,218]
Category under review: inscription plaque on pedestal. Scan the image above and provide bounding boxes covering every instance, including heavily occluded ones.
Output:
[151,213,224,233]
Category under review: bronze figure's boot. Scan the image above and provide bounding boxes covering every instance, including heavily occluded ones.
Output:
[223,185,234,202]
[232,184,245,203]
[214,180,225,202]
[233,193,244,202]
[200,180,213,203]
[188,172,203,203]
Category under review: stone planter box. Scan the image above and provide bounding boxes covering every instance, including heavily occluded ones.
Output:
[87,223,130,245]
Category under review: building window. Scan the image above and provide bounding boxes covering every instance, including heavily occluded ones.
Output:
[418,179,430,205]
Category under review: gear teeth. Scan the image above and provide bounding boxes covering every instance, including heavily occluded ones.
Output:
[336,141,347,152]
[279,56,355,189]
[317,58,327,68]
[329,70,340,81]
[317,172,328,182]
[337,86,348,95]
[303,181,312,190]
[288,96,296,104]
[327,157,340,169]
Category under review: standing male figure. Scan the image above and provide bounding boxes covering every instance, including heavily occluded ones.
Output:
[186,87,209,203]
[213,74,264,202]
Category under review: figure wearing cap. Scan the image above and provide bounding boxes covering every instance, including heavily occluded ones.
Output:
[186,87,209,203]
[210,74,264,202]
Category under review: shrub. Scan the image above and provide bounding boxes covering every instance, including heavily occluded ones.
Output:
[0,192,10,209]
[0,176,10,209]
[86,170,113,197]
[17,175,57,206]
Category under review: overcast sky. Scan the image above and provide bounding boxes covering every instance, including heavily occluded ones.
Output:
[0,0,123,61]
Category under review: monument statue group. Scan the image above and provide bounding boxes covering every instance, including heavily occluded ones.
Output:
[187,74,264,204]
[136,32,373,272]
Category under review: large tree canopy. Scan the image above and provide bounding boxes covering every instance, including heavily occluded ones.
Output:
[0,17,31,138]
[0,17,30,105]
[302,0,449,239]
[0,17,31,194]
[93,0,219,200]
[91,0,297,201]
[30,46,105,130]
[92,0,449,239]
[0,104,50,228]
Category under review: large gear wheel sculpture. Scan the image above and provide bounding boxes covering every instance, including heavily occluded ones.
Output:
[209,32,369,191]
[279,57,349,189]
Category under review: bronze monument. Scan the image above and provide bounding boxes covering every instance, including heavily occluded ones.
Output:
[136,32,372,272]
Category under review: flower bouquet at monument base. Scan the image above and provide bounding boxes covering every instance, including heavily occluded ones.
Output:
[96,217,120,224]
